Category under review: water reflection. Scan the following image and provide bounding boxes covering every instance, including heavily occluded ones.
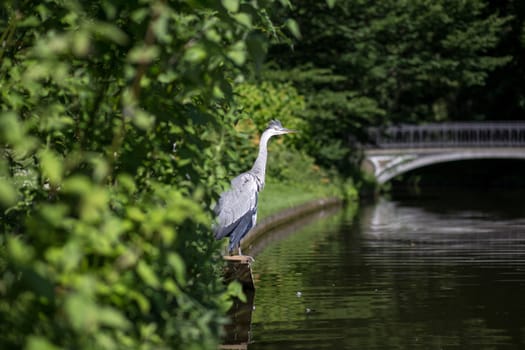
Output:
[248,191,525,349]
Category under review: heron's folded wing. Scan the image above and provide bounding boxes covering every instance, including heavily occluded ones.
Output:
[213,173,259,240]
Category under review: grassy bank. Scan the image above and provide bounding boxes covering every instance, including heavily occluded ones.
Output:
[257,179,355,220]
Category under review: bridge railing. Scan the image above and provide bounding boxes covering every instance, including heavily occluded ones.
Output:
[367,122,525,148]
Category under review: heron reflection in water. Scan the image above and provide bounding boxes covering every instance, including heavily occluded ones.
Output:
[213,120,296,257]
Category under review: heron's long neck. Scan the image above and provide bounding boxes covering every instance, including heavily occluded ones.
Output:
[250,131,272,184]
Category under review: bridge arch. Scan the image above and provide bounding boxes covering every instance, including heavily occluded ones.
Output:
[372,150,525,184]
[362,121,525,185]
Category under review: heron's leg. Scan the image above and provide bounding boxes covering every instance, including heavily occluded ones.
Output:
[238,245,242,256]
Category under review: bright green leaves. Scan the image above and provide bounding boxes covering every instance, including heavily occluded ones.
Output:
[227,41,247,65]
[25,337,61,350]
[65,294,130,333]
[183,44,208,63]
[63,176,108,222]
[137,261,160,289]
[0,1,290,349]
[128,45,160,64]
[0,112,38,158]
[39,149,63,186]
[0,112,24,145]
[0,180,17,207]
[222,0,240,13]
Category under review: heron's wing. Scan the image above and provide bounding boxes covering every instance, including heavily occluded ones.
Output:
[213,172,260,240]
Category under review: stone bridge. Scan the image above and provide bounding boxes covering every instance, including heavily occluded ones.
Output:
[362,122,525,184]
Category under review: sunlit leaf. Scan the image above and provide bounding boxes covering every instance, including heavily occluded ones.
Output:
[73,30,91,56]
[222,0,239,12]
[227,41,247,65]
[127,206,146,222]
[0,112,24,144]
[132,109,155,130]
[117,174,137,194]
[39,149,63,185]
[128,45,159,64]
[7,237,35,265]
[63,175,91,195]
[87,21,128,44]
[168,253,186,285]
[65,294,98,332]
[326,0,336,8]
[97,307,131,330]
[0,179,17,207]
[137,261,160,288]
[286,18,301,39]
[184,45,207,63]
[26,336,61,350]
[233,13,252,27]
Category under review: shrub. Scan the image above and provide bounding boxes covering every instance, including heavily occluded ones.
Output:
[0,1,292,349]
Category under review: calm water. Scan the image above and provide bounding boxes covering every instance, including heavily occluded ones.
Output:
[247,190,525,349]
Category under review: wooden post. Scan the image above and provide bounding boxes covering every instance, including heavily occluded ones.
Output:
[222,255,255,291]
[221,256,255,349]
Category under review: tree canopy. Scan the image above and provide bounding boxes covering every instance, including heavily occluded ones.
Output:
[266,0,513,171]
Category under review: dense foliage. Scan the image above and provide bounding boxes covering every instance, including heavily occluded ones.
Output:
[458,0,525,121]
[2,0,525,348]
[266,0,513,172]
[0,1,302,349]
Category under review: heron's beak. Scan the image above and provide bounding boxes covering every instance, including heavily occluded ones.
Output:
[282,128,297,134]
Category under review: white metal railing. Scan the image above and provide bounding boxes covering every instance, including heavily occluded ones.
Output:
[367,122,525,148]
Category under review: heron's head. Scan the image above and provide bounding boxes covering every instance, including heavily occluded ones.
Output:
[265,119,296,136]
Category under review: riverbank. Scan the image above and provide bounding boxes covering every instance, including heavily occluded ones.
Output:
[239,179,354,252]
[242,197,342,251]
[256,178,356,217]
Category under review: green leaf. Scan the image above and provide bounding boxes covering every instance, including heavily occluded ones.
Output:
[117,174,137,194]
[326,0,336,9]
[233,13,252,27]
[127,206,146,222]
[184,45,207,63]
[0,112,24,145]
[26,336,61,350]
[168,253,187,285]
[73,30,91,56]
[222,0,239,12]
[7,237,35,265]
[137,261,160,288]
[87,21,128,45]
[19,15,41,27]
[130,290,150,313]
[65,294,98,332]
[128,45,159,64]
[0,179,18,207]
[39,149,63,185]
[63,175,91,195]
[227,41,247,65]
[132,109,155,130]
[97,307,131,330]
[286,19,301,39]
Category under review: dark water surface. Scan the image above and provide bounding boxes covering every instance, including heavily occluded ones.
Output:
[248,190,525,349]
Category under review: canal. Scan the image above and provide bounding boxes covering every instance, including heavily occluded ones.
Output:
[246,189,525,349]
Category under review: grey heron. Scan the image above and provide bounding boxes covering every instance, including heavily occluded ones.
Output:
[213,119,296,256]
